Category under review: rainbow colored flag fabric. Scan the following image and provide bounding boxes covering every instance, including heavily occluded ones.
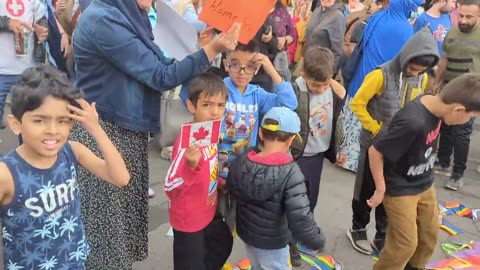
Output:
[442,202,477,219]
[439,220,463,236]
[427,241,480,269]
[297,243,342,269]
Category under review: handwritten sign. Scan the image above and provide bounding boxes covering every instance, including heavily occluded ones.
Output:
[199,0,277,44]
[180,120,222,149]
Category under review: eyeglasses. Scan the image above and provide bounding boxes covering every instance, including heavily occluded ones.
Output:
[227,63,257,74]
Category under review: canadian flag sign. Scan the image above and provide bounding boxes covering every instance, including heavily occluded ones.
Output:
[180,120,221,149]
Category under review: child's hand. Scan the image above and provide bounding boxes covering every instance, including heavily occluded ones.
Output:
[251,53,282,84]
[336,154,347,167]
[367,189,384,208]
[68,99,101,134]
[251,52,270,66]
[185,144,202,169]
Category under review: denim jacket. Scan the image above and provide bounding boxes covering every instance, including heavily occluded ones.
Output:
[73,1,210,132]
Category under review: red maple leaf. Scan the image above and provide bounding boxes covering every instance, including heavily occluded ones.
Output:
[193,126,209,141]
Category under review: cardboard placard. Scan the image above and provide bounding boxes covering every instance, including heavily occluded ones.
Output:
[199,0,277,44]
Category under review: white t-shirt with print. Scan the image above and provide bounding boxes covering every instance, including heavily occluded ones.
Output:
[303,88,334,156]
[0,0,46,75]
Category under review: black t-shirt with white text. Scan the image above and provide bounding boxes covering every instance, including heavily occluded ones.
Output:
[374,97,441,196]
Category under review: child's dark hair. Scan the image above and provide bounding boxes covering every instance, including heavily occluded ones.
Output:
[440,73,480,112]
[261,118,296,142]
[233,40,259,54]
[188,72,229,106]
[409,55,438,68]
[10,65,83,121]
[303,47,335,82]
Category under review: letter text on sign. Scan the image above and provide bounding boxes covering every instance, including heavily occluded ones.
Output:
[199,0,277,44]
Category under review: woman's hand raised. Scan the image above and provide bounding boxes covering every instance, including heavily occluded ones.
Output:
[203,22,241,61]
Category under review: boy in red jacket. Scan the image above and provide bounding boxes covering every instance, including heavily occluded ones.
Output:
[164,73,232,270]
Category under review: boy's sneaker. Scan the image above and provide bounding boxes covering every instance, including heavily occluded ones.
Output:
[444,177,463,191]
[347,228,372,255]
[371,239,385,253]
[148,188,155,198]
[289,243,302,267]
[476,166,480,175]
[160,146,173,160]
[435,164,452,177]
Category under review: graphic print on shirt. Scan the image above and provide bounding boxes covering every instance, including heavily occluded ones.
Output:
[204,144,219,206]
[309,101,332,137]
[1,149,89,270]
[407,120,442,176]
[219,101,259,178]
[433,24,448,42]
[6,0,25,17]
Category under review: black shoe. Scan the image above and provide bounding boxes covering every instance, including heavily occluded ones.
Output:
[347,228,373,255]
[404,263,425,270]
[372,238,385,252]
[289,243,302,267]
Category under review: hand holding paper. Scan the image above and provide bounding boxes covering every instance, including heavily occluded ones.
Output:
[203,22,241,58]
[185,145,202,169]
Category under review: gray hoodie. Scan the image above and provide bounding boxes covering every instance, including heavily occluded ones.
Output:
[305,4,347,72]
[360,26,440,148]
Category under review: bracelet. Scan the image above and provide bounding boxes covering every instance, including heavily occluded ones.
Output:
[60,32,68,36]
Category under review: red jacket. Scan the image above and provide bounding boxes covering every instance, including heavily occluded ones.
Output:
[164,136,219,232]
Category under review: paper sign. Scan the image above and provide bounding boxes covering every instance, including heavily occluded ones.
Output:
[180,120,221,149]
[153,0,198,60]
[199,0,276,44]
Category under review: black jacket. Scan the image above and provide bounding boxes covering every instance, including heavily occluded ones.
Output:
[227,150,326,250]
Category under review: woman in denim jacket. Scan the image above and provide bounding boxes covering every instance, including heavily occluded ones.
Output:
[71,0,239,269]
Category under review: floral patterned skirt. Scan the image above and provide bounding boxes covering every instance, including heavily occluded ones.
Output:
[70,118,149,270]
[339,96,362,173]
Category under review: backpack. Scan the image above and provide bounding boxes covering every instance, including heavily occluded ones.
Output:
[341,17,370,90]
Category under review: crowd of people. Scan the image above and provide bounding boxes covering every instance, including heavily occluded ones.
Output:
[0,0,479,269]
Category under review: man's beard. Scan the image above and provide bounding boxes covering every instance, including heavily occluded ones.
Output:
[439,4,451,14]
[459,23,476,32]
[439,8,450,14]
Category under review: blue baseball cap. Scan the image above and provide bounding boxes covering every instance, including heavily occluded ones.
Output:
[261,107,301,134]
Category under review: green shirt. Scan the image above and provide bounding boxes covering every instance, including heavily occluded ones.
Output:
[442,25,480,82]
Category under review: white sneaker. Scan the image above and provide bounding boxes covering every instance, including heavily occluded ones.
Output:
[477,166,480,174]
[148,188,155,198]
[160,146,173,160]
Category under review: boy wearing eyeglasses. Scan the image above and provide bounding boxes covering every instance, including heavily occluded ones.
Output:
[218,40,297,179]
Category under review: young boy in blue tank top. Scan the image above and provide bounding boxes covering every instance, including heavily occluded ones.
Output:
[0,65,130,269]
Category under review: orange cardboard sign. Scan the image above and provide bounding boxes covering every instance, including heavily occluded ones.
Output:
[199,0,277,44]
